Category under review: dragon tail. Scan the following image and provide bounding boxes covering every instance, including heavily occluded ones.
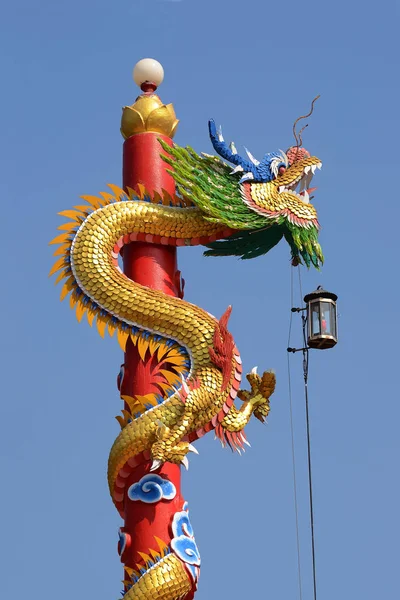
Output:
[122,553,193,600]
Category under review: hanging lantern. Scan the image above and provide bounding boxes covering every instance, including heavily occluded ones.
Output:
[304,286,338,349]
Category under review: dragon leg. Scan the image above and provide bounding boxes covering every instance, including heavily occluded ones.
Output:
[150,411,195,470]
[216,370,276,451]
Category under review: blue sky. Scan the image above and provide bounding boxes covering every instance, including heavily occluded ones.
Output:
[1,0,399,598]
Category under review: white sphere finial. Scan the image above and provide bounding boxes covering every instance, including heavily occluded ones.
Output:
[133,58,164,89]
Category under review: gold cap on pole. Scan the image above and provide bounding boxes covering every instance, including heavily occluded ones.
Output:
[121,59,179,139]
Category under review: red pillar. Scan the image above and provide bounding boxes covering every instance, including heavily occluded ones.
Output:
[118,130,184,571]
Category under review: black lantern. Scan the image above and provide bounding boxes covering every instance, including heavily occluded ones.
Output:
[303,286,338,349]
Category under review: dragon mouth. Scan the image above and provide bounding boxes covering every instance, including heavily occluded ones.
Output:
[278,162,322,204]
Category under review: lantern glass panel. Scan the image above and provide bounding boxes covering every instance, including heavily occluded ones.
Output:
[311,302,320,336]
[320,301,332,335]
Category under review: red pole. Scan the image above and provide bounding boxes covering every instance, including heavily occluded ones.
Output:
[118,127,188,583]
[121,132,182,399]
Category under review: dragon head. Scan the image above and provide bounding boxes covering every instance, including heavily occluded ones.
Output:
[159,120,324,268]
[234,144,323,267]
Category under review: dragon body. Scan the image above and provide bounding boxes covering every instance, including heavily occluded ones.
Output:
[50,123,322,599]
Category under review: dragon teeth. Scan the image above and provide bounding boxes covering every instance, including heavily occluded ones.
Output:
[279,162,320,195]
[301,190,310,203]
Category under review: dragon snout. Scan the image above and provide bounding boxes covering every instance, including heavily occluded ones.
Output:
[278,159,322,204]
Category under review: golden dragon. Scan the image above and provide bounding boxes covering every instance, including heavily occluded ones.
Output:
[50,133,322,599]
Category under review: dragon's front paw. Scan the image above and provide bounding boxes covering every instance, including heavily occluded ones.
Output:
[239,369,276,423]
[150,423,198,471]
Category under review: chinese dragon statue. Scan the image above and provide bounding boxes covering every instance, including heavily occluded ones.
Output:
[50,92,322,599]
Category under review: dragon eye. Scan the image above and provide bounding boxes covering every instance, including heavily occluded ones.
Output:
[271,156,288,179]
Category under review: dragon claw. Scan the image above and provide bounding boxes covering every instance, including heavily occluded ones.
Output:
[151,439,193,469]
[236,369,276,425]
[150,459,163,472]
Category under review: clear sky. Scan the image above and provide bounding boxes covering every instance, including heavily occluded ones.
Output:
[1,0,399,598]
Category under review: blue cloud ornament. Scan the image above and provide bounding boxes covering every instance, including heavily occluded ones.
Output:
[171,504,201,583]
[127,474,176,503]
